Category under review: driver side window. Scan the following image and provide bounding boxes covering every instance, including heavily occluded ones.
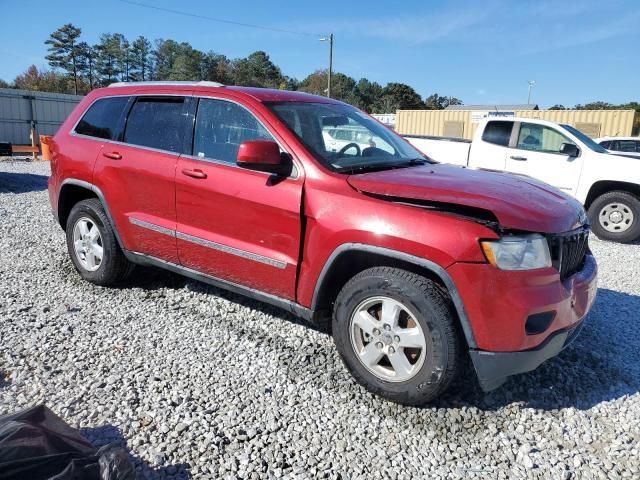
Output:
[516,123,575,154]
[193,98,274,164]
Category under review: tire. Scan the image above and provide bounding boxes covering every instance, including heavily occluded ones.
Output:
[587,190,640,243]
[332,267,460,406]
[65,198,134,286]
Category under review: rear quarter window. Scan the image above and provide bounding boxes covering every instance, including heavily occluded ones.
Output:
[74,97,129,140]
[482,121,513,146]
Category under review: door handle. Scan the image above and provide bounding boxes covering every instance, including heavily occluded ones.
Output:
[103,151,122,160]
[510,155,528,161]
[181,168,207,179]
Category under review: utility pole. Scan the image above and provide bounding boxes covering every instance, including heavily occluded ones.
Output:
[320,33,334,97]
[527,80,536,104]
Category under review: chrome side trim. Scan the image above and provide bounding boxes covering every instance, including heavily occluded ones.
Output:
[128,217,176,237]
[175,231,287,269]
[128,215,287,269]
[123,250,312,321]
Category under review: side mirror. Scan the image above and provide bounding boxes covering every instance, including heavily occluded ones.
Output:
[560,143,580,157]
[236,140,291,176]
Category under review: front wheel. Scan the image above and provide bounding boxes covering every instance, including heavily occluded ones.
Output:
[588,191,640,243]
[332,267,460,406]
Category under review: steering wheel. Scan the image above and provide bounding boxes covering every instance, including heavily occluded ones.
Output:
[338,142,361,157]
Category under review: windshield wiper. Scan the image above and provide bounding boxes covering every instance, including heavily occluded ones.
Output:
[397,158,429,166]
[338,158,428,174]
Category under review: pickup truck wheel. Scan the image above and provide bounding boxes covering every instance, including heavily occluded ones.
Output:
[66,199,134,286]
[332,267,460,406]
[588,191,640,243]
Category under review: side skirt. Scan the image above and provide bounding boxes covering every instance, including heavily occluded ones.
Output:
[124,250,314,322]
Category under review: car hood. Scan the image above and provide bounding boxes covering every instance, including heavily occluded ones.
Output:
[347,164,585,233]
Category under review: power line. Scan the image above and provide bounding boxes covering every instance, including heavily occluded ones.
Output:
[117,0,322,38]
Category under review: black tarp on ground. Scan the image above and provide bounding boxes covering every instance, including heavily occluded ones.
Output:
[0,404,135,480]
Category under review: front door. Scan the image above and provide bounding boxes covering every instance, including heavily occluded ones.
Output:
[175,97,303,300]
[505,122,583,195]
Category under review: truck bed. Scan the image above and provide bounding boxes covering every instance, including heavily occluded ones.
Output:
[404,135,471,166]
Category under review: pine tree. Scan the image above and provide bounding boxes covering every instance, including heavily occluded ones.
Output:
[77,42,97,91]
[130,36,152,81]
[96,33,125,84]
[45,24,83,94]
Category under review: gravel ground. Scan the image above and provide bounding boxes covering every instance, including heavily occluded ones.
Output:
[1,159,639,479]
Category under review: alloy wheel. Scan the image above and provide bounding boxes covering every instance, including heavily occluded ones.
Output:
[72,217,103,272]
[349,296,428,382]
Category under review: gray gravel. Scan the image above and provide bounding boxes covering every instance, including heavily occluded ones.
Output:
[1,159,639,479]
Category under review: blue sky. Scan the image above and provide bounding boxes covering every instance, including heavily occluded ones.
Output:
[2,0,638,107]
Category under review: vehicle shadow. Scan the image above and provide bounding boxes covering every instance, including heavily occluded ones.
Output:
[81,424,192,479]
[119,265,330,336]
[433,287,640,411]
[113,264,639,412]
[0,172,48,193]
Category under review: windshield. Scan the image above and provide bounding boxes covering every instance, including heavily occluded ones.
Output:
[267,102,431,172]
[561,124,609,153]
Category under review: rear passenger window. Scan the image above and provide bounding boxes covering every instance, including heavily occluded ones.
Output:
[74,97,129,140]
[193,98,274,164]
[482,121,513,147]
[617,140,638,152]
[124,97,185,153]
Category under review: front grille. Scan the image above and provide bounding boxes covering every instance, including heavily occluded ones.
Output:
[548,227,590,281]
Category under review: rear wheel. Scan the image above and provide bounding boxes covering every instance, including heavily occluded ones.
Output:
[588,191,640,243]
[332,267,460,406]
[66,199,134,286]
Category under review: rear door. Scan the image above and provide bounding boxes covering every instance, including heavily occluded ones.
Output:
[93,95,189,264]
[68,96,131,186]
[468,120,512,170]
[175,96,303,300]
[505,122,583,195]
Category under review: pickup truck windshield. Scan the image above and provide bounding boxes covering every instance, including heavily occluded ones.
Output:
[561,124,609,153]
[267,102,430,172]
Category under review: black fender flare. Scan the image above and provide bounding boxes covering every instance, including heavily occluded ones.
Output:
[59,178,125,250]
[310,243,478,349]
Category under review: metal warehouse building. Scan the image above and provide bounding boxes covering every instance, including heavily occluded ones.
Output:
[0,88,82,146]
[396,105,638,140]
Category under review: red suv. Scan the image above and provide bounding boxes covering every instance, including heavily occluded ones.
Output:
[48,81,598,405]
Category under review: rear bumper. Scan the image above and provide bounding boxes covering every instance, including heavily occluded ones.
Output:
[470,320,585,391]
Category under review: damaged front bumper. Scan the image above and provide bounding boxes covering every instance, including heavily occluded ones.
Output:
[469,320,585,391]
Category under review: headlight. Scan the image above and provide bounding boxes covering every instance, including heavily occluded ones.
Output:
[480,234,551,270]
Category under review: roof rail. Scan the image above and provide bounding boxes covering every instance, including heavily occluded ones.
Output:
[107,80,224,88]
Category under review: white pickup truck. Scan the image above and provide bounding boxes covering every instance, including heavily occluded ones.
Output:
[405,117,640,243]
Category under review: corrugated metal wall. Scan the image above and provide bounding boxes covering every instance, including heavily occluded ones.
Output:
[0,88,83,145]
[396,110,472,138]
[396,109,636,139]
